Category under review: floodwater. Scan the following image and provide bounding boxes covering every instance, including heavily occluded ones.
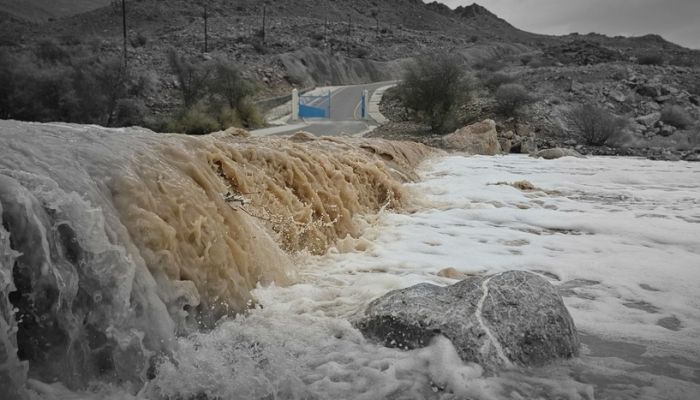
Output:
[1,121,699,399]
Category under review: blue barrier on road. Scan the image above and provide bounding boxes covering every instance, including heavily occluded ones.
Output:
[299,92,331,119]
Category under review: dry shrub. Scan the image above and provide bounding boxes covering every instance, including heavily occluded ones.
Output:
[479,71,516,92]
[564,103,628,146]
[495,83,533,116]
[661,105,693,129]
[637,52,665,66]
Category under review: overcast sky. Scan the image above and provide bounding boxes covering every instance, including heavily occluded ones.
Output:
[433,0,700,49]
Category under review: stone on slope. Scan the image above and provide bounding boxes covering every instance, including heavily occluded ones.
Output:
[531,148,584,160]
[442,119,502,155]
[357,271,580,371]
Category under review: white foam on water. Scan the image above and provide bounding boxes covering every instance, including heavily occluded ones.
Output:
[35,154,700,399]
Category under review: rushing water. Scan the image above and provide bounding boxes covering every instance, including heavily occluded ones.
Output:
[1,121,699,399]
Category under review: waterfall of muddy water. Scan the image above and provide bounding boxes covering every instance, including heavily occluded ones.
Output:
[0,120,434,394]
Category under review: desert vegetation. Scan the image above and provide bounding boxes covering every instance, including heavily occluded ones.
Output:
[0,40,260,134]
[494,83,534,116]
[397,54,471,133]
[165,50,262,134]
[563,103,628,146]
[660,105,694,129]
[0,41,150,127]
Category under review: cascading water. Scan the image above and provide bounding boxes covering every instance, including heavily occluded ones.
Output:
[0,120,433,396]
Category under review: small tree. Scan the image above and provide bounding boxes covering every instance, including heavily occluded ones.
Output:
[398,54,469,133]
[564,103,628,146]
[167,49,211,108]
[494,83,533,116]
[209,61,254,109]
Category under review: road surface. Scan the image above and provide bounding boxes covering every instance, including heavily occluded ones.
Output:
[252,81,396,137]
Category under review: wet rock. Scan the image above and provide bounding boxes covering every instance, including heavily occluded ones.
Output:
[442,119,501,155]
[499,138,512,153]
[531,148,584,160]
[288,131,318,142]
[357,271,580,371]
[683,152,700,162]
[519,135,538,154]
[649,150,681,161]
[436,267,471,280]
[657,316,682,331]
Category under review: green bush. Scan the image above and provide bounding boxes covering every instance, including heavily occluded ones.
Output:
[564,103,628,146]
[236,100,265,129]
[169,104,221,135]
[216,105,242,129]
[398,53,470,133]
[661,105,693,129]
[494,83,533,115]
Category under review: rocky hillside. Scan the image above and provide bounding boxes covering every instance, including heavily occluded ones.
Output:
[1,0,699,138]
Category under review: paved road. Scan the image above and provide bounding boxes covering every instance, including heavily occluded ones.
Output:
[252,81,396,137]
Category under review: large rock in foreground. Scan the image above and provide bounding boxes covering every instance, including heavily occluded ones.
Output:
[442,119,502,155]
[357,271,579,371]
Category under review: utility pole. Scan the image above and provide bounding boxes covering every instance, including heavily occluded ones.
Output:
[261,4,267,46]
[371,10,380,38]
[121,0,127,70]
[203,2,208,53]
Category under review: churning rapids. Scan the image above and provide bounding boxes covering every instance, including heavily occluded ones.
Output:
[1,120,699,399]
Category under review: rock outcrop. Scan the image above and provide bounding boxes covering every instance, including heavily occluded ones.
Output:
[357,271,580,371]
[442,119,502,155]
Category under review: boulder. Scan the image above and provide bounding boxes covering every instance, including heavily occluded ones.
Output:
[683,152,700,162]
[608,90,626,103]
[531,148,584,160]
[570,80,585,93]
[357,271,580,371]
[519,135,538,154]
[498,139,513,154]
[658,125,676,137]
[637,84,660,98]
[442,119,501,155]
[636,112,661,127]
